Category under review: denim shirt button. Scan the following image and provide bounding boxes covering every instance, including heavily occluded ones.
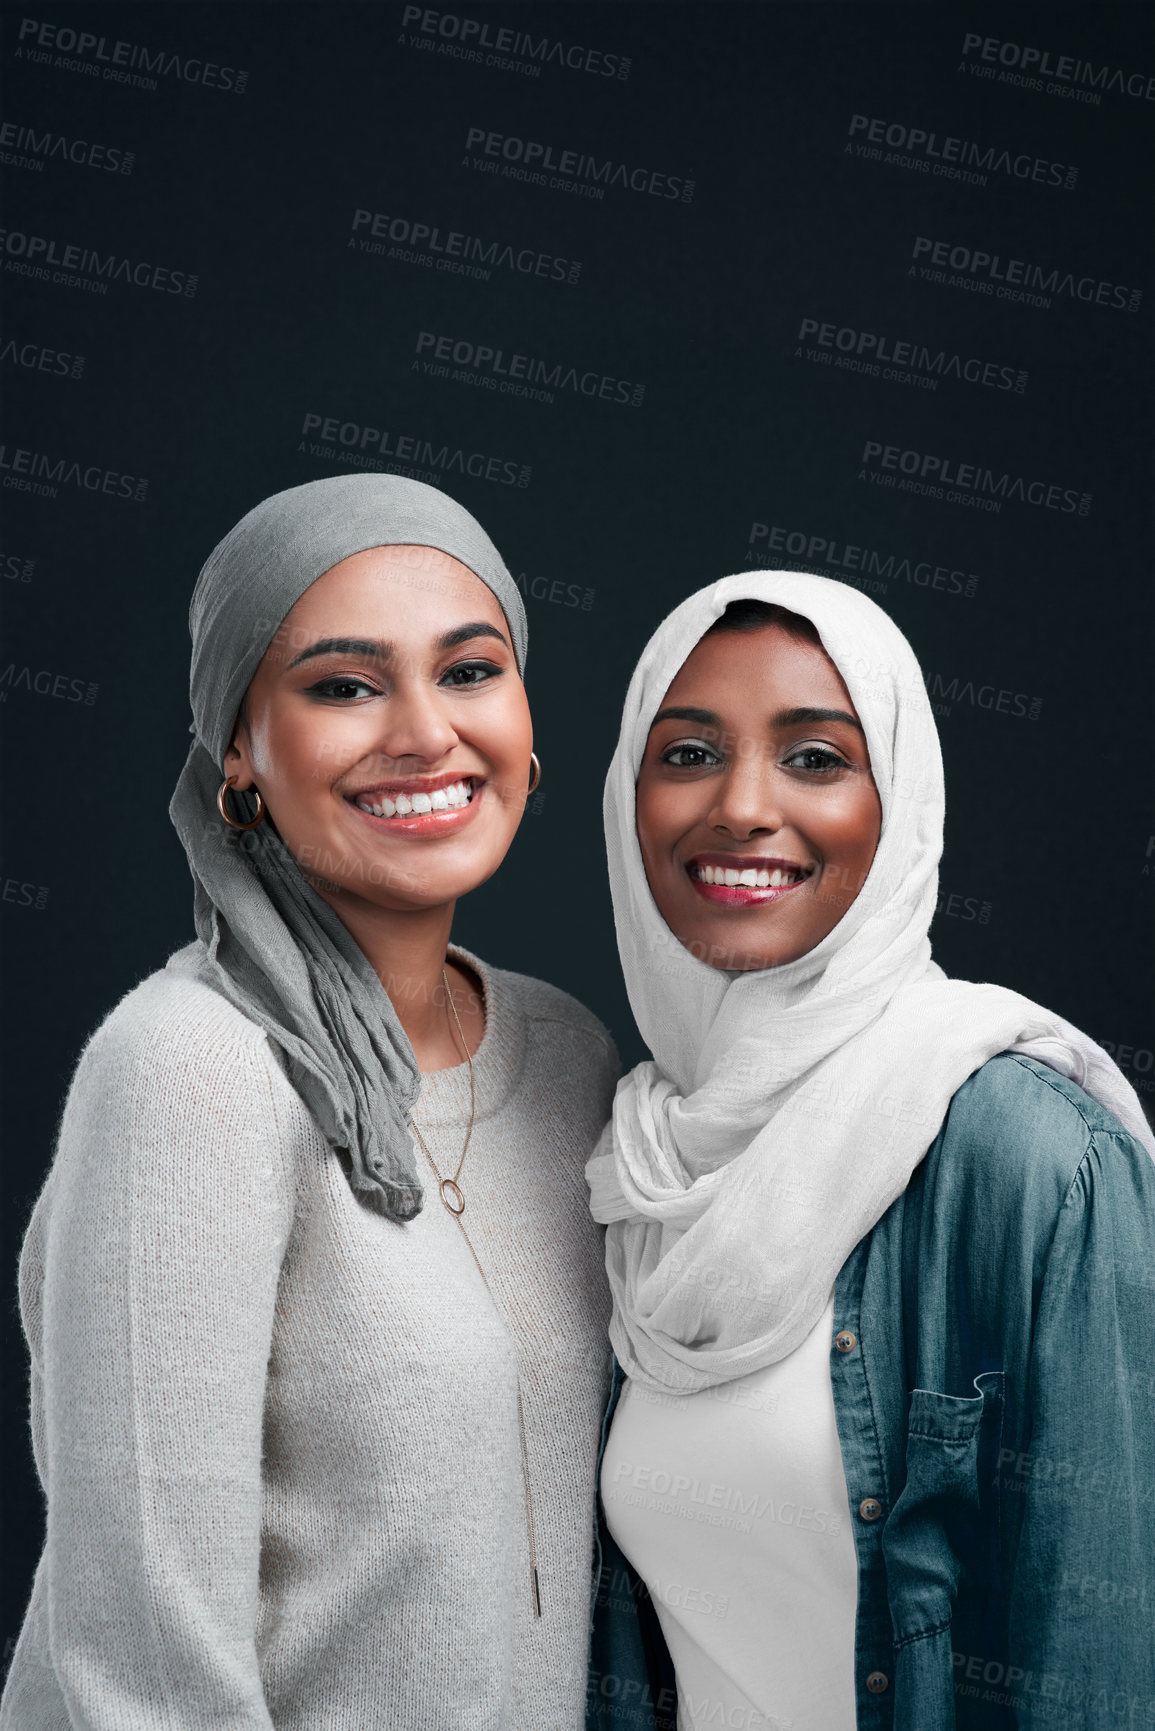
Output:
[866,1671,889,1694]
[858,1497,883,1522]
[834,1330,857,1353]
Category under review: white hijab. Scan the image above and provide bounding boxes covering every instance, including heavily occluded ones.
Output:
[586,571,1154,1393]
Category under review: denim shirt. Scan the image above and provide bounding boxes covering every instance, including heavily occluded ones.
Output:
[586,1054,1155,1731]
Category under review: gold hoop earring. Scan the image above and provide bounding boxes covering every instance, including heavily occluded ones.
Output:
[527,752,542,794]
[217,774,266,830]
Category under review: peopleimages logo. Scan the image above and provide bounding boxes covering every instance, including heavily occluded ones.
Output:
[14,17,248,92]
[299,412,531,488]
[400,6,630,79]
[0,120,135,174]
[414,330,645,407]
[0,227,198,296]
[960,33,1155,102]
[859,440,1091,516]
[0,440,148,501]
[847,113,1077,189]
[606,1458,845,1535]
[462,126,694,202]
[0,338,85,379]
[925,673,1041,722]
[0,870,50,909]
[910,237,1142,313]
[350,209,580,285]
[0,664,98,705]
[1,550,36,582]
[746,523,979,600]
[797,316,1027,392]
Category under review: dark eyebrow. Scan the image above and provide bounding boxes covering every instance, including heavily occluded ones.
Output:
[286,636,391,669]
[650,706,721,728]
[435,622,509,652]
[285,622,508,670]
[649,703,862,733]
[772,705,863,732]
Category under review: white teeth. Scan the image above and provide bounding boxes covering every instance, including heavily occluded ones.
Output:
[356,780,474,819]
[694,862,804,889]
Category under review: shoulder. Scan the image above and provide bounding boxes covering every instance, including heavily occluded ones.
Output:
[500,968,616,1054]
[78,949,275,1080]
[59,947,299,1149]
[25,955,300,1320]
[928,1051,1154,1221]
[36,949,306,1232]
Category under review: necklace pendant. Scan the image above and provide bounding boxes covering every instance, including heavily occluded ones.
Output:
[439,1178,466,1215]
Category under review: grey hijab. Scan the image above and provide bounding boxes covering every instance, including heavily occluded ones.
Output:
[167,473,528,1222]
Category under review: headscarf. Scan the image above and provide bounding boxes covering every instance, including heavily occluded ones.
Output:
[586,571,1154,1391]
[166,473,528,1223]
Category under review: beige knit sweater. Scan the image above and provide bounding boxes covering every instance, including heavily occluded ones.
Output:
[1,940,618,1730]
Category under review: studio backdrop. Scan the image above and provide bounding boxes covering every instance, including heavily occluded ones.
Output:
[2,0,1152,1653]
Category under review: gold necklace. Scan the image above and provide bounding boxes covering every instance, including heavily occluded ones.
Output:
[408,967,543,1619]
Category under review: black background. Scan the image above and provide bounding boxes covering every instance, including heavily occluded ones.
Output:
[2,0,1152,1653]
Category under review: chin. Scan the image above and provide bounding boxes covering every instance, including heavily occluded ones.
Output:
[675,912,806,972]
[379,853,510,911]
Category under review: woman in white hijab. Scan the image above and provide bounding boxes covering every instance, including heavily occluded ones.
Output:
[585,572,1155,1731]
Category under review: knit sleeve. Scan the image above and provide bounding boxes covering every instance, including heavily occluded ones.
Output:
[16,982,296,1730]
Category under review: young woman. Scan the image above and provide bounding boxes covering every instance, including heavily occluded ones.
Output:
[585,571,1155,1731]
[2,473,618,1730]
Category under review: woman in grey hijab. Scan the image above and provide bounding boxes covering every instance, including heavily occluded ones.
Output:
[2,475,619,1731]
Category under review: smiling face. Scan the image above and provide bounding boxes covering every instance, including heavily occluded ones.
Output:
[634,618,882,970]
[222,543,533,916]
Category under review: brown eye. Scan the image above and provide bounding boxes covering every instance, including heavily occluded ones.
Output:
[440,661,501,687]
[307,676,377,701]
[659,742,721,769]
[782,745,849,773]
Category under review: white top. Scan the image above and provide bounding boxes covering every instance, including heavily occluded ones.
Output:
[2,941,618,1731]
[601,1295,859,1731]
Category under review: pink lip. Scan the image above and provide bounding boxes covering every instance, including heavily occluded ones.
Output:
[685,854,813,908]
[689,877,808,907]
[346,779,484,839]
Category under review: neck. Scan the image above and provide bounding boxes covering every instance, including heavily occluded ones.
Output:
[310,886,481,1071]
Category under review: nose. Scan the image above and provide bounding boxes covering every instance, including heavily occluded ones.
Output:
[706,751,785,839]
[373,664,459,766]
